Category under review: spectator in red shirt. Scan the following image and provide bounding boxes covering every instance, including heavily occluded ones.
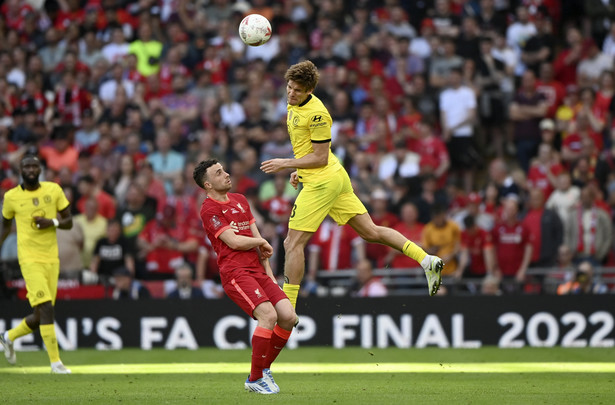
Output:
[553,26,583,87]
[456,214,494,293]
[414,118,450,188]
[76,174,116,220]
[491,197,533,293]
[527,142,564,199]
[54,70,91,127]
[562,112,603,166]
[387,202,424,269]
[536,62,565,118]
[364,189,399,267]
[523,188,563,269]
[307,217,365,276]
[138,204,200,280]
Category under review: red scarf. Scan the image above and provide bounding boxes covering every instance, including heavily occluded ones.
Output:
[576,207,597,255]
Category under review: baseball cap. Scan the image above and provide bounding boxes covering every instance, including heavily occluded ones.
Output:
[539,118,555,131]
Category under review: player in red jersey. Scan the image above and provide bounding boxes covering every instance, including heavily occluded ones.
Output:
[193,159,295,395]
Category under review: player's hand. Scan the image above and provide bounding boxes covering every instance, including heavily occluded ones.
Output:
[33,216,53,229]
[289,171,299,189]
[260,159,287,174]
[260,241,273,258]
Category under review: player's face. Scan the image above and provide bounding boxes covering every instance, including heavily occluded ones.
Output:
[287,80,312,106]
[204,163,232,192]
[20,158,41,186]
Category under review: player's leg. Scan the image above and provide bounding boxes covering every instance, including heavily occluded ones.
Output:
[282,229,313,308]
[33,263,70,373]
[223,273,278,394]
[347,212,443,296]
[1,309,38,365]
[284,178,340,308]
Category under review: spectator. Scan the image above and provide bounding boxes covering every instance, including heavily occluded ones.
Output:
[167,264,205,299]
[99,62,135,106]
[39,125,79,173]
[57,220,85,280]
[138,204,199,280]
[491,197,533,293]
[439,67,478,193]
[523,188,563,268]
[76,174,116,220]
[456,214,494,293]
[509,69,548,172]
[147,130,186,194]
[74,109,100,151]
[557,261,608,294]
[73,197,108,268]
[110,267,151,300]
[352,259,388,297]
[536,62,566,119]
[553,26,583,87]
[387,202,424,269]
[526,142,564,200]
[546,172,581,233]
[565,184,613,265]
[117,181,157,260]
[429,37,463,90]
[577,39,613,87]
[101,27,130,65]
[421,203,461,277]
[91,219,135,285]
[306,218,365,292]
[506,5,536,76]
[129,23,163,77]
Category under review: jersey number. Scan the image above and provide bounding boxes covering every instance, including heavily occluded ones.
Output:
[290,204,297,218]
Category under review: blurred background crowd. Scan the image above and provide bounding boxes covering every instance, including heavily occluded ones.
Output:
[0,0,614,299]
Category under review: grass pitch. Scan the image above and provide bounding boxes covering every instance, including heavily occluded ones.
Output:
[0,347,613,404]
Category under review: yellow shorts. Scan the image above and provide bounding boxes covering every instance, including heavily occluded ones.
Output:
[289,168,367,232]
[20,262,59,307]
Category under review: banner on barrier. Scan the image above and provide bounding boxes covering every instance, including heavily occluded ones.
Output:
[1,296,613,350]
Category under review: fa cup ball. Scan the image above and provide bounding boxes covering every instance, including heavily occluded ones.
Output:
[238,14,272,46]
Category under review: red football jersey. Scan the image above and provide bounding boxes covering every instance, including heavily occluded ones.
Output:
[200,193,264,278]
[492,222,532,277]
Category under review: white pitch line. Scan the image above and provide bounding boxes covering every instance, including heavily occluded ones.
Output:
[2,363,615,374]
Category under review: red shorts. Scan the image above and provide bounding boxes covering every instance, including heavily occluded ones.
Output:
[222,270,288,318]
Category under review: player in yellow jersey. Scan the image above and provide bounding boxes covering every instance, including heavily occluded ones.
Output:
[0,155,73,374]
[261,60,443,309]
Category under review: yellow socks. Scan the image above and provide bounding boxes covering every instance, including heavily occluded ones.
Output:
[283,283,300,308]
[40,324,60,363]
[8,318,33,342]
[402,240,427,264]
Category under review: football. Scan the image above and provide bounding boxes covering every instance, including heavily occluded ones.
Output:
[238,14,272,47]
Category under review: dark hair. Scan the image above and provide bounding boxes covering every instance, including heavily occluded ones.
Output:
[193,158,219,190]
[463,214,475,229]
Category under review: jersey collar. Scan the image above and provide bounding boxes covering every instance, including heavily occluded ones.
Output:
[298,94,312,107]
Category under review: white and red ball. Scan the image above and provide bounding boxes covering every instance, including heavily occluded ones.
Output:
[238,14,272,47]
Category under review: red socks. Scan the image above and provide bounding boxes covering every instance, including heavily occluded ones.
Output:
[250,326,272,381]
[265,325,292,369]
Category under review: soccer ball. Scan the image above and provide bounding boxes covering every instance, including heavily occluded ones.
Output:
[238,14,272,47]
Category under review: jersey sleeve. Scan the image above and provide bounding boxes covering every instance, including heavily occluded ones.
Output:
[2,190,14,220]
[308,110,333,143]
[201,205,231,239]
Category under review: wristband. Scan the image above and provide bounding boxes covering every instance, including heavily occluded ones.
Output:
[52,218,59,227]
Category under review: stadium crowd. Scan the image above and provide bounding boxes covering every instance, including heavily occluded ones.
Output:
[0,0,614,298]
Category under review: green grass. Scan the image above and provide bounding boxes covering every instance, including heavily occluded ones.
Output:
[1,347,614,404]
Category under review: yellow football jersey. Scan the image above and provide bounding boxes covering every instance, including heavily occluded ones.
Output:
[287,94,343,182]
[2,182,70,264]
